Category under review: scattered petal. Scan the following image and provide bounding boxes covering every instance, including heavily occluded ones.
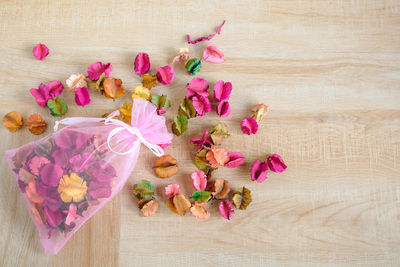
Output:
[251,103,268,122]
[203,44,225,63]
[142,73,158,89]
[251,160,268,183]
[206,146,229,168]
[133,180,155,199]
[190,129,212,152]
[2,111,23,132]
[47,80,64,98]
[138,197,159,217]
[225,152,245,168]
[187,77,209,98]
[213,178,230,199]
[194,149,211,170]
[30,83,51,107]
[27,113,46,135]
[66,74,87,92]
[232,187,252,210]
[191,170,207,190]
[32,43,49,60]
[132,85,151,101]
[75,87,91,106]
[187,20,226,44]
[154,155,178,178]
[219,200,234,220]
[267,154,287,173]
[167,194,191,216]
[47,97,68,116]
[58,173,88,203]
[134,52,150,75]
[217,101,231,117]
[178,97,196,119]
[165,184,180,198]
[185,58,202,76]
[209,122,229,145]
[87,62,112,81]
[156,65,174,85]
[190,202,210,219]
[171,48,190,64]
[192,95,211,116]
[213,80,232,101]
[103,77,125,98]
[241,117,258,135]
[171,114,188,136]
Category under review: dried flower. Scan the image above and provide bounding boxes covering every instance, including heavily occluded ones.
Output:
[241,117,258,135]
[132,85,151,101]
[87,62,112,81]
[251,160,268,183]
[32,43,49,60]
[187,20,226,44]
[142,74,158,89]
[194,149,211,170]
[30,83,51,107]
[178,97,196,119]
[154,155,178,178]
[192,95,211,116]
[187,77,209,98]
[118,102,133,124]
[190,130,212,152]
[192,190,211,203]
[58,173,88,203]
[165,184,180,198]
[219,200,234,220]
[134,52,150,75]
[225,152,244,168]
[26,180,44,204]
[213,81,232,102]
[212,178,230,199]
[66,74,87,92]
[2,111,23,132]
[171,115,188,136]
[133,180,155,199]
[217,101,231,117]
[151,95,170,115]
[267,154,287,173]
[209,122,229,145]
[251,104,268,122]
[138,197,159,217]
[206,146,229,168]
[190,202,210,219]
[27,113,46,135]
[203,44,225,63]
[48,80,64,98]
[156,65,174,85]
[103,77,125,98]
[64,204,79,226]
[185,58,202,75]
[28,156,50,176]
[171,48,190,64]
[232,187,252,210]
[166,194,191,216]
[41,163,64,187]
[191,170,207,190]
[47,97,68,116]
[75,87,91,106]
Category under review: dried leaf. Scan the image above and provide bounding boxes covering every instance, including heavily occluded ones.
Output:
[206,146,229,168]
[2,111,23,132]
[213,178,230,199]
[119,102,133,124]
[27,113,46,135]
[251,103,268,122]
[133,180,155,199]
[32,43,49,60]
[219,200,234,220]
[190,202,210,219]
[178,97,196,119]
[192,190,211,203]
[154,155,178,178]
[209,122,229,145]
[151,95,170,115]
[132,85,151,101]
[171,115,188,136]
[47,97,68,117]
[194,149,211,170]
[58,173,88,203]
[167,194,191,216]
[103,77,125,98]
[138,197,159,217]
[185,58,202,76]
[142,74,158,89]
[232,187,252,210]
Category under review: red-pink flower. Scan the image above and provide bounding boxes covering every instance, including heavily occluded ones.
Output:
[165,184,180,198]
[203,44,225,64]
[134,52,151,75]
[217,101,231,117]
[187,78,209,98]
[213,80,232,101]
[251,160,268,183]
[192,95,211,116]
[267,154,287,173]
[30,83,51,107]
[191,170,207,190]
[156,65,174,85]
[75,87,91,106]
[241,117,258,135]
[32,43,49,60]
[47,80,64,98]
[225,152,244,168]
[219,200,234,220]
[87,62,112,80]
[190,130,212,152]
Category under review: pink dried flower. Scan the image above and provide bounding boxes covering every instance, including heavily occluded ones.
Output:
[213,80,232,102]
[190,130,212,152]
[30,83,51,107]
[32,43,49,60]
[156,65,174,85]
[217,101,231,117]
[219,200,234,220]
[47,80,64,98]
[134,52,151,75]
[64,204,79,226]
[191,170,207,190]
[203,44,225,64]
[192,95,211,116]
[251,160,268,183]
[241,117,258,135]
[165,184,180,198]
[187,78,209,99]
[171,48,190,64]
[267,154,287,173]
[225,152,244,168]
[87,62,112,80]
[66,74,87,92]
[75,87,91,106]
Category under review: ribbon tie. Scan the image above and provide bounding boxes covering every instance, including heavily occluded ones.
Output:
[53,110,164,157]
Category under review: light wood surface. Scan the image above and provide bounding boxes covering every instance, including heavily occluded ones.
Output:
[1,0,399,266]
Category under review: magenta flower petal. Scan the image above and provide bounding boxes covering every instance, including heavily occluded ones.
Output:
[158,143,170,149]
[217,101,231,117]
[191,170,207,190]
[267,154,287,173]
[51,149,70,169]
[47,80,64,98]
[219,200,234,220]
[190,129,212,152]
[156,65,174,85]
[87,159,116,182]
[36,182,63,211]
[165,184,180,198]
[40,163,64,187]
[213,80,232,101]
[87,62,112,80]
[30,83,51,107]
[192,95,211,116]
[32,43,49,60]
[251,160,268,183]
[203,44,225,64]
[241,117,258,135]
[28,156,51,176]
[69,152,95,173]
[88,181,112,199]
[43,205,63,227]
[134,52,151,75]
[64,204,78,226]
[75,87,91,106]
[226,152,245,168]
[187,78,209,99]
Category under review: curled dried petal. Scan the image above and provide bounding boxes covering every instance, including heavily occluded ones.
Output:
[133,180,155,199]
[210,122,229,145]
[203,44,225,63]
[187,77,209,99]
[103,77,125,98]
[27,113,46,135]
[219,200,234,220]
[213,178,230,199]
[232,187,252,210]
[87,62,112,81]
[165,184,180,198]
[154,155,178,178]
[75,87,91,106]
[217,101,231,117]
[213,80,232,102]
[251,160,268,183]
[47,97,68,116]
[47,80,64,98]
[156,65,174,85]
[134,52,151,75]
[171,48,190,64]
[190,202,210,219]
[2,111,23,132]
[58,173,88,203]
[138,197,159,217]
[241,117,258,135]
[30,83,51,107]
[225,152,244,168]
[251,103,268,122]
[206,146,229,168]
[185,58,202,76]
[192,95,211,116]
[142,74,158,89]
[187,20,226,44]
[32,43,49,60]
[267,154,287,173]
[167,194,191,216]
[191,170,207,190]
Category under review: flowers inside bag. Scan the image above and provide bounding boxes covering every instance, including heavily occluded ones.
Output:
[3,99,173,254]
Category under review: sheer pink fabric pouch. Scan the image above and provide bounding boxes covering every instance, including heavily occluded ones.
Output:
[3,99,172,254]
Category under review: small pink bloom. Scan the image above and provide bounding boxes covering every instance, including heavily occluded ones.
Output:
[165,184,180,198]
[191,170,207,190]
[187,78,209,99]
[219,200,234,220]
[213,80,232,101]
[64,204,79,226]
[192,95,211,116]
[32,43,49,60]
[87,62,112,80]
[267,154,287,173]
[241,117,258,135]
[134,52,151,75]
[190,130,212,152]
[203,44,225,63]
[251,160,268,183]
[28,156,50,176]
[47,80,64,98]
[156,65,174,85]
[30,83,51,107]
[217,101,231,117]
[226,152,244,168]
[157,107,167,115]
[75,87,91,106]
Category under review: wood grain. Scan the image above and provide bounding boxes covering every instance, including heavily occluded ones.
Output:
[0,0,399,266]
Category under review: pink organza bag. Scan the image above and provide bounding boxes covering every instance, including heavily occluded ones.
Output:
[3,99,172,254]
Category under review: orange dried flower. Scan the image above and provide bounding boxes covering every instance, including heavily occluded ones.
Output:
[2,111,23,132]
[206,146,229,168]
[27,113,46,135]
[103,77,125,98]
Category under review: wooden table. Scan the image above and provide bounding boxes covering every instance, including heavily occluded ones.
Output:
[1,1,399,266]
